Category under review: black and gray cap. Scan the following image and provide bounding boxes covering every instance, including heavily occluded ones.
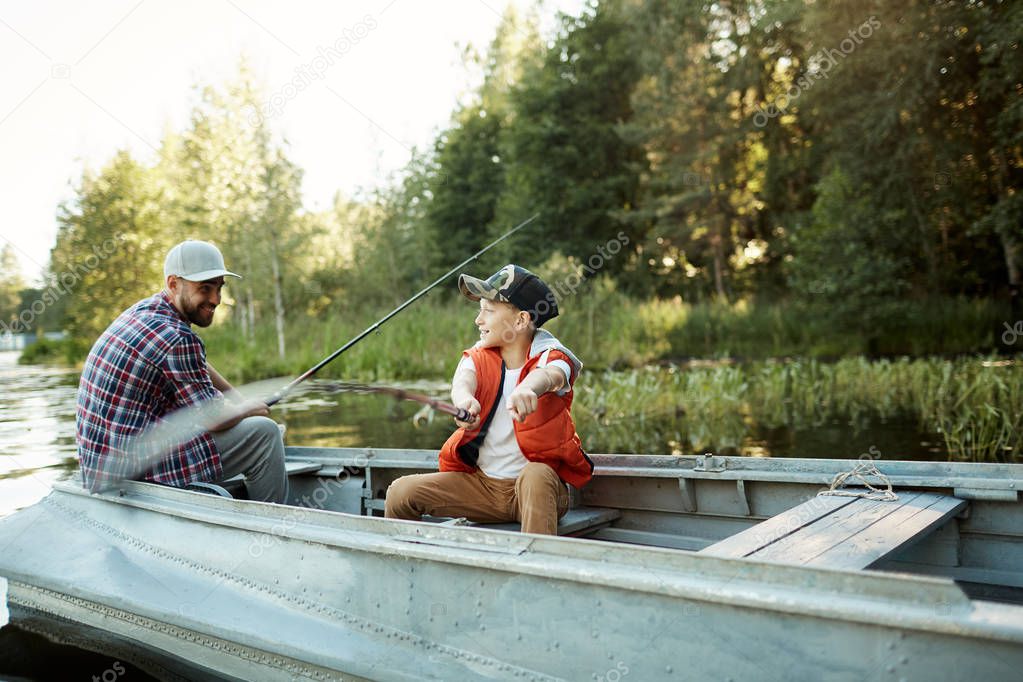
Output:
[458,264,559,327]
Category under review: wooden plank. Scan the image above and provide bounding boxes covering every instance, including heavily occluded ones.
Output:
[752,493,928,564]
[698,494,856,559]
[809,494,967,570]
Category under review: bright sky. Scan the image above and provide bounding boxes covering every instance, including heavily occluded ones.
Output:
[0,0,581,285]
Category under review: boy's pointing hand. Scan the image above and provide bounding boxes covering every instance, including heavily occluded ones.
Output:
[507,386,539,423]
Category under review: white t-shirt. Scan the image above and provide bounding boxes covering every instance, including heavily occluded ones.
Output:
[456,355,572,480]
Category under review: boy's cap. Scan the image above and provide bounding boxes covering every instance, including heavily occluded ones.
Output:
[458,264,559,327]
[164,240,241,282]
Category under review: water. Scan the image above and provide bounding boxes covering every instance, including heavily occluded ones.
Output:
[0,351,79,517]
[0,350,947,518]
[0,350,458,517]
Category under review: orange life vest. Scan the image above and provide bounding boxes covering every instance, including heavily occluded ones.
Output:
[438,345,593,488]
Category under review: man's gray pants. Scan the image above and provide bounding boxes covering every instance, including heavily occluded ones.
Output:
[212,416,288,503]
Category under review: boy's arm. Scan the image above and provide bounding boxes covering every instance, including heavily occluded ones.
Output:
[451,364,481,429]
[507,366,567,423]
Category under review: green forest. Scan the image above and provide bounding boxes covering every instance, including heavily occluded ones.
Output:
[3,0,1018,359]
[2,0,1021,461]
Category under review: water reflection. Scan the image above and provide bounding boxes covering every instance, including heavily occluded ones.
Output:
[274,380,454,450]
[0,351,79,516]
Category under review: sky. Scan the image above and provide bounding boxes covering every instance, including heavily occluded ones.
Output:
[0,0,582,285]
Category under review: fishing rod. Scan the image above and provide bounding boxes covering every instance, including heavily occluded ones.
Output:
[99,375,475,490]
[317,380,474,423]
[265,213,538,407]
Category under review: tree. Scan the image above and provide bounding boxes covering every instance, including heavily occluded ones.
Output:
[496,0,644,268]
[796,0,1015,298]
[50,151,169,341]
[0,244,25,331]
[422,5,542,268]
[622,0,806,301]
[169,62,305,356]
[786,167,908,333]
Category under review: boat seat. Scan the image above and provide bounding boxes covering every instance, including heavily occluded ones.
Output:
[698,489,967,570]
[425,506,621,537]
[214,460,325,499]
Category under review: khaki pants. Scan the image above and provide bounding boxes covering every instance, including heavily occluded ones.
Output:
[384,462,570,535]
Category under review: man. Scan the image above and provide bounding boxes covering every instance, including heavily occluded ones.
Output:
[385,264,592,534]
[76,240,288,503]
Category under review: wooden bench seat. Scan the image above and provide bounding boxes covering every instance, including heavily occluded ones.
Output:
[699,490,967,570]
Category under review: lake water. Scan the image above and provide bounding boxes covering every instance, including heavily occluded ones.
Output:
[0,350,946,518]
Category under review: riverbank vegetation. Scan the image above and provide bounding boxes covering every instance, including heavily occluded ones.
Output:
[573,356,1021,463]
[16,292,1009,377]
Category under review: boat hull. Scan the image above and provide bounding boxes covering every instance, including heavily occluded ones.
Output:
[2,478,1022,681]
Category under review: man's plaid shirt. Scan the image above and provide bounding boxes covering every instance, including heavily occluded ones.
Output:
[76,291,223,491]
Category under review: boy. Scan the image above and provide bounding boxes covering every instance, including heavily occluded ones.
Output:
[385,264,593,534]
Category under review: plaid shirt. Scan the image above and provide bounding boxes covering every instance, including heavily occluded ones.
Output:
[76,291,223,491]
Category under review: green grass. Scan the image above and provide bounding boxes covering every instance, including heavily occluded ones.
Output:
[17,335,91,366]
[572,356,1023,463]
[21,294,1008,376]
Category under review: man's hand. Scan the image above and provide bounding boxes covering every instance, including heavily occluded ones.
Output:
[507,386,538,423]
[454,396,482,430]
[239,400,271,419]
[209,400,271,432]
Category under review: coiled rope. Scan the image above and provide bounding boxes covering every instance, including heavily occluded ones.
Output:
[817,460,898,501]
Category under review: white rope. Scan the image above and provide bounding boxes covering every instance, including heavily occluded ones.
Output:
[817,461,899,501]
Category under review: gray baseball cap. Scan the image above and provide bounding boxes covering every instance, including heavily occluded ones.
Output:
[163,240,241,282]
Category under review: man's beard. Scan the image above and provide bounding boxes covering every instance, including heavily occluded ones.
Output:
[178,294,215,327]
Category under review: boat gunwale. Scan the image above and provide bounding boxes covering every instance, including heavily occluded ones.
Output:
[286,446,1023,494]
